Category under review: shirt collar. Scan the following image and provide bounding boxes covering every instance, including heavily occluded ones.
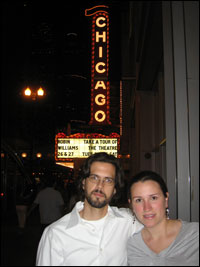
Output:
[66,201,124,230]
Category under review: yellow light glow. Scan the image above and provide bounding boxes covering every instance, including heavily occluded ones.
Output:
[95,111,106,122]
[37,87,44,96]
[95,94,106,105]
[21,152,27,158]
[57,138,118,158]
[85,5,109,17]
[56,162,74,168]
[95,81,106,89]
[36,152,42,158]
[86,7,111,125]
[96,31,106,42]
[99,47,103,58]
[24,87,31,96]
[95,62,106,73]
[96,16,106,27]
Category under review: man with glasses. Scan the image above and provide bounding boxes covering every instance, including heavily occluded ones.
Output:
[36,152,143,266]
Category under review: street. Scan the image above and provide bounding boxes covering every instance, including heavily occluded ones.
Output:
[1,207,41,266]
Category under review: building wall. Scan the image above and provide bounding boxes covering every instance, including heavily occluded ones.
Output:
[121,1,199,221]
[163,1,199,221]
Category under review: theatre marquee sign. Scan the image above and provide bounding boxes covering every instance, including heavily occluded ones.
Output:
[55,133,120,159]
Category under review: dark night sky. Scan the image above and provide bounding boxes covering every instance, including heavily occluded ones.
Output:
[1,0,124,150]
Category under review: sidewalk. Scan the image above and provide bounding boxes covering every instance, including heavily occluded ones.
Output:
[1,208,42,266]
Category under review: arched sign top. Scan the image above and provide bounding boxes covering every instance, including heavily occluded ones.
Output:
[85,5,109,16]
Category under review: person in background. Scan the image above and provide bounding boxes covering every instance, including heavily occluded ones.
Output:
[16,178,36,234]
[36,152,143,266]
[127,170,199,266]
[27,171,65,234]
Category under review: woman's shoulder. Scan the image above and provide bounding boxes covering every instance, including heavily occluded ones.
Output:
[170,219,199,230]
[127,231,144,252]
[171,220,199,246]
[181,220,199,234]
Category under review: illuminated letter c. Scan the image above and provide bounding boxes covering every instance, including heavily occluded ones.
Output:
[96,17,106,28]
[95,62,106,73]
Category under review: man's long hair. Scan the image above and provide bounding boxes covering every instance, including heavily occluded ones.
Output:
[76,152,125,203]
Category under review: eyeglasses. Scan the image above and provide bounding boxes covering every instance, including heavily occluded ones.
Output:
[87,175,115,186]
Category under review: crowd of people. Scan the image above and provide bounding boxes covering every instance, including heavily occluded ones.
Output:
[14,152,199,266]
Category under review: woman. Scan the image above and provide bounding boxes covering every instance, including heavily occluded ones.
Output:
[127,170,199,266]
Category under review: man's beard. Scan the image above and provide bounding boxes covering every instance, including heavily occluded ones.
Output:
[85,189,113,209]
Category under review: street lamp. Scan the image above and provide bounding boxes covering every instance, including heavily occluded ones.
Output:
[36,152,42,158]
[24,87,32,96]
[23,87,45,100]
[37,87,45,96]
[21,86,46,175]
[21,152,28,158]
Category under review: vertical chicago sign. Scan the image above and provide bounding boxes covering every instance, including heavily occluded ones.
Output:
[85,6,111,125]
[55,6,120,166]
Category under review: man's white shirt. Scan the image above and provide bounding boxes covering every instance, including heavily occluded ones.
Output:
[36,201,143,266]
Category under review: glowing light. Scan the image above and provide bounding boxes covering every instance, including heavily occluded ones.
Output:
[95,62,106,73]
[37,87,44,96]
[56,162,74,168]
[85,5,109,17]
[96,16,106,27]
[23,86,45,100]
[87,8,111,125]
[55,132,120,160]
[95,94,106,105]
[95,110,106,122]
[96,31,106,42]
[24,87,31,96]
